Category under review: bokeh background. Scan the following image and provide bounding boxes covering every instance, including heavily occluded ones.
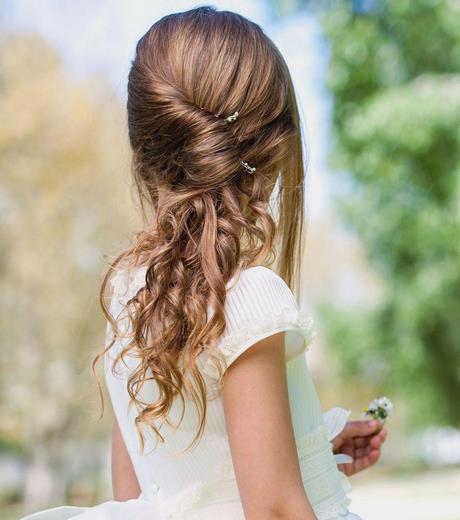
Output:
[1,1,459,519]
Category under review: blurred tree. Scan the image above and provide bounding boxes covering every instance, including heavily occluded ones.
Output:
[270,0,460,426]
[0,29,138,509]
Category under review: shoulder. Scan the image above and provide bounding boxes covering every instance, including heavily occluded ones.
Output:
[202,266,315,378]
[224,265,300,320]
[108,263,316,377]
[227,265,293,294]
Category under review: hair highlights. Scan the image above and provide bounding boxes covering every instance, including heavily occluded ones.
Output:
[94,6,306,452]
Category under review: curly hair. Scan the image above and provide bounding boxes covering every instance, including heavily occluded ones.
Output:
[94,5,306,452]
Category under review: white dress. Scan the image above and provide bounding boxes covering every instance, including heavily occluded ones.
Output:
[20,265,362,520]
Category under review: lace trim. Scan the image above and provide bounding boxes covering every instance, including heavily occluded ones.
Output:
[296,409,354,520]
[201,307,316,379]
[221,306,315,357]
[322,407,354,465]
[110,266,147,302]
[314,493,353,520]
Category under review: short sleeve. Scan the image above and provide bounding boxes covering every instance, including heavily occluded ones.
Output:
[200,266,316,379]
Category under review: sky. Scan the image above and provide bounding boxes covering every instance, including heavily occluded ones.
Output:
[2,0,333,220]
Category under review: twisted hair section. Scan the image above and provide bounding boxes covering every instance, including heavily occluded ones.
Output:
[94,6,306,452]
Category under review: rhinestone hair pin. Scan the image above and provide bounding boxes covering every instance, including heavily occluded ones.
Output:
[240,160,256,174]
[219,110,257,175]
[225,111,239,123]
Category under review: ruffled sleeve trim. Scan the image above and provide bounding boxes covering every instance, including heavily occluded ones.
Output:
[200,266,317,380]
[323,407,354,465]
[218,306,315,365]
[109,265,148,304]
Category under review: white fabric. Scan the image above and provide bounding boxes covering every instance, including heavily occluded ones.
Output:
[20,265,362,520]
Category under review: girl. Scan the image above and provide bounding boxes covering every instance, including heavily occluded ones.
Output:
[21,6,386,520]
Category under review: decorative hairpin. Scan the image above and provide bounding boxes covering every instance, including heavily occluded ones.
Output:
[225,111,239,123]
[209,109,256,175]
[241,160,256,174]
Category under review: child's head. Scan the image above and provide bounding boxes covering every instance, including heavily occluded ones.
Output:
[98,6,306,450]
[126,5,305,281]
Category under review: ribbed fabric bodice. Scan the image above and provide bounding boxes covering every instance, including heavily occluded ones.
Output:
[103,265,357,519]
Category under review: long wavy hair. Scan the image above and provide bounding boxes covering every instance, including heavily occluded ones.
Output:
[94,6,306,452]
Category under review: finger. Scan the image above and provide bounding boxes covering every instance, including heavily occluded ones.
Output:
[354,445,383,474]
[368,448,381,465]
[368,429,386,450]
[342,444,355,456]
[340,446,357,476]
[342,420,380,439]
[353,434,379,449]
[355,430,384,450]
[346,463,355,476]
[360,447,381,469]
[354,450,378,473]
[343,461,355,477]
[339,463,355,477]
[369,434,383,449]
[353,436,369,448]
[353,454,369,473]
[355,445,371,458]
[337,463,347,475]
[331,436,343,452]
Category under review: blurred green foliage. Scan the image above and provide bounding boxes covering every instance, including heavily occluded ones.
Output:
[322,0,460,427]
[273,0,460,426]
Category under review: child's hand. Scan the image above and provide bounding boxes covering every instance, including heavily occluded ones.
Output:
[331,420,387,476]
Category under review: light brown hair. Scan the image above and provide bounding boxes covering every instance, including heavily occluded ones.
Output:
[94,5,306,451]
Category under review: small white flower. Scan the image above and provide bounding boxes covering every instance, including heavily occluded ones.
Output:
[364,396,393,424]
